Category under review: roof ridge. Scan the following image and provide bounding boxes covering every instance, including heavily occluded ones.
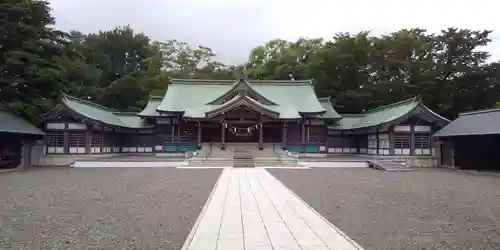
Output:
[62,93,119,112]
[205,94,279,118]
[247,79,313,86]
[339,113,365,117]
[460,107,500,116]
[363,96,419,114]
[169,78,313,86]
[206,79,278,106]
[113,112,139,116]
[170,78,236,85]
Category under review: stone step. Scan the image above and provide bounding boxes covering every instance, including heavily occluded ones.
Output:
[368,160,415,172]
[184,164,299,168]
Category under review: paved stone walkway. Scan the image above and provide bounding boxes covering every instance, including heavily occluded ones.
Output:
[183,168,362,250]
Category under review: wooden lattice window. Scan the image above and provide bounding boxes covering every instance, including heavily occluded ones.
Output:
[378,134,390,149]
[368,135,377,149]
[394,135,411,148]
[46,132,64,147]
[415,135,431,149]
[91,133,102,147]
[414,134,431,155]
[138,135,154,146]
[103,133,115,147]
[183,126,197,139]
[68,132,85,147]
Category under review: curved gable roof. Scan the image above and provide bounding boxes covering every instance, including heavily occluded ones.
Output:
[205,94,280,118]
[353,97,421,128]
[61,94,150,128]
[138,96,163,117]
[207,79,276,105]
[330,96,449,130]
[317,97,342,119]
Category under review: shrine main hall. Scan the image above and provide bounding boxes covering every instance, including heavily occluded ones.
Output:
[39,78,449,160]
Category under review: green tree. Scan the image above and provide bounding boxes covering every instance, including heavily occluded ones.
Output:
[0,0,72,119]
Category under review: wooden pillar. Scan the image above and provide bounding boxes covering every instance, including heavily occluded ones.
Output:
[170,117,174,143]
[306,119,311,143]
[63,118,69,154]
[324,121,329,151]
[259,122,263,150]
[410,125,416,156]
[197,121,202,149]
[300,120,305,144]
[177,116,181,143]
[282,122,287,149]
[389,126,395,156]
[221,121,226,150]
[376,128,380,155]
[85,127,91,154]
[177,116,183,142]
[356,134,360,154]
[100,131,104,154]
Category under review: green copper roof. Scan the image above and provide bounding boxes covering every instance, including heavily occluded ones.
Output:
[317,97,342,119]
[156,79,326,119]
[138,96,163,117]
[332,114,363,129]
[353,97,421,128]
[330,97,449,130]
[205,94,280,118]
[0,108,45,135]
[208,79,277,105]
[434,108,500,137]
[62,94,151,128]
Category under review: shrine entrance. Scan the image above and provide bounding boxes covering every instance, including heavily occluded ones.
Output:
[224,123,260,143]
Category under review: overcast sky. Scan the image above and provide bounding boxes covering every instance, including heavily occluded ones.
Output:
[49,0,500,65]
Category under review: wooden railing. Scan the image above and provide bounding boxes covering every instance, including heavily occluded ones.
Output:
[285,142,326,153]
[163,139,198,152]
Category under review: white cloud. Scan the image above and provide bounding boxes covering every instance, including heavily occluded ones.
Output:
[49,0,500,64]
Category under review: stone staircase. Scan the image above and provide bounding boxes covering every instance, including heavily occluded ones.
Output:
[188,143,298,168]
[233,149,255,168]
[368,159,415,172]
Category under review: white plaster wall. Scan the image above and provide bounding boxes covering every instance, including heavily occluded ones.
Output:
[376,155,439,167]
[299,161,369,168]
[36,154,121,166]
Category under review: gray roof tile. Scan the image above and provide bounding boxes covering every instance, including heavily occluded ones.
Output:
[434,108,500,137]
[0,108,45,135]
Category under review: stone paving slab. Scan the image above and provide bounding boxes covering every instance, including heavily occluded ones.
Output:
[183,168,362,250]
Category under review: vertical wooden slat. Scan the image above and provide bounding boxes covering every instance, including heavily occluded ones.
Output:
[376,128,380,155]
[307,119,311,143]
[177,116,181,143]
[221,121,226,149]
[85,127,91,154]
[410,125,416,156]
[197,121,202,149]
[63,117,69,154]
[389,126,395,156]
[300,119,305,144]
[282,122,287,149]
[170,117,174,143]
[100,130,104,154]
[259,122,263,149]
